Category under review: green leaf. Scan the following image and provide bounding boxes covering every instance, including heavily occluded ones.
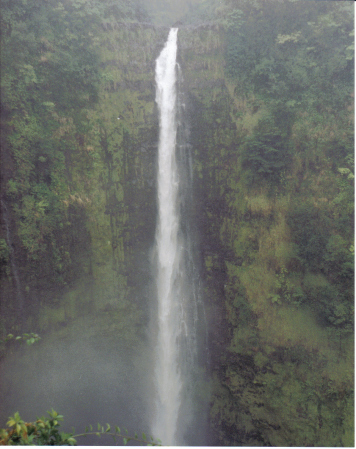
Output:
[123,437,128,445]
[142,432,146,441]
[270,294,281,304]
[42,102,55,109]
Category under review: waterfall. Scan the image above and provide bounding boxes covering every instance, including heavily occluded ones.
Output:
[152,28,208,446]
[153,27,181,446]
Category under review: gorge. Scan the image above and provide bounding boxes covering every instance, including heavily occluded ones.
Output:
[0,0,354,446]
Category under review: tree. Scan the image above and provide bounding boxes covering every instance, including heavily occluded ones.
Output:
[241,116,290,184]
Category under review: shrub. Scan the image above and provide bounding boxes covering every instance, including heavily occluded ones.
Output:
[241,117,290,185]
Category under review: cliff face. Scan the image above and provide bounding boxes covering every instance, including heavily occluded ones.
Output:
[0,21,169,439]
[178,22,353,447]
[1,23,168,336]
[0,1,353,446]
[78,23,168,317]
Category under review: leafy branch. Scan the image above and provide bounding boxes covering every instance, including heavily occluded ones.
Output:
[73,424,161,446]
[3,332,41,346]
[0,410,161,446]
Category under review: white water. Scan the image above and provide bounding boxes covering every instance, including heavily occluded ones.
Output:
[153,28,181,445]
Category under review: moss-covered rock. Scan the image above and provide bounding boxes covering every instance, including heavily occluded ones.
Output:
[178,19,353,447]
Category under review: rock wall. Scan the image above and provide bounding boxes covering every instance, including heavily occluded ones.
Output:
[179,24,354,447]
[0,24,168,339]
[0,14,353,446]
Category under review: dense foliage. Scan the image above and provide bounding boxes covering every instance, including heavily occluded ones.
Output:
[0,0,353,447]
[0,409,161,445]
[0,0,155,331]
[0,410,77,446]
[179,0,353,445]
[0,0,145,267]
[241,117,290,184]
[225,0,354,337]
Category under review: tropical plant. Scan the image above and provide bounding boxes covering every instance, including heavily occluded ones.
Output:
[3,332,41,346]
[241,116,290,184]
[0,410,161,446]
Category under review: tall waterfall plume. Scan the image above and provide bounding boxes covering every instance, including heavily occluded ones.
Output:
[152,27,208,446]
[152,27,181,446]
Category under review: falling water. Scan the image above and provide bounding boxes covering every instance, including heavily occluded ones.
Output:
[152,28,208,446]
[153,27,181,446]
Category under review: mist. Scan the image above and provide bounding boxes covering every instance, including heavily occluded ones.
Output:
[0,0,353,446]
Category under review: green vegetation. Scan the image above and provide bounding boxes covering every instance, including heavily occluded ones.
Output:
[0,0,353,447]
[241,116,290,184]
[180,0,353,445]
[3,332,41,345]
[0,410,161,446]
[0,0,162,330]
